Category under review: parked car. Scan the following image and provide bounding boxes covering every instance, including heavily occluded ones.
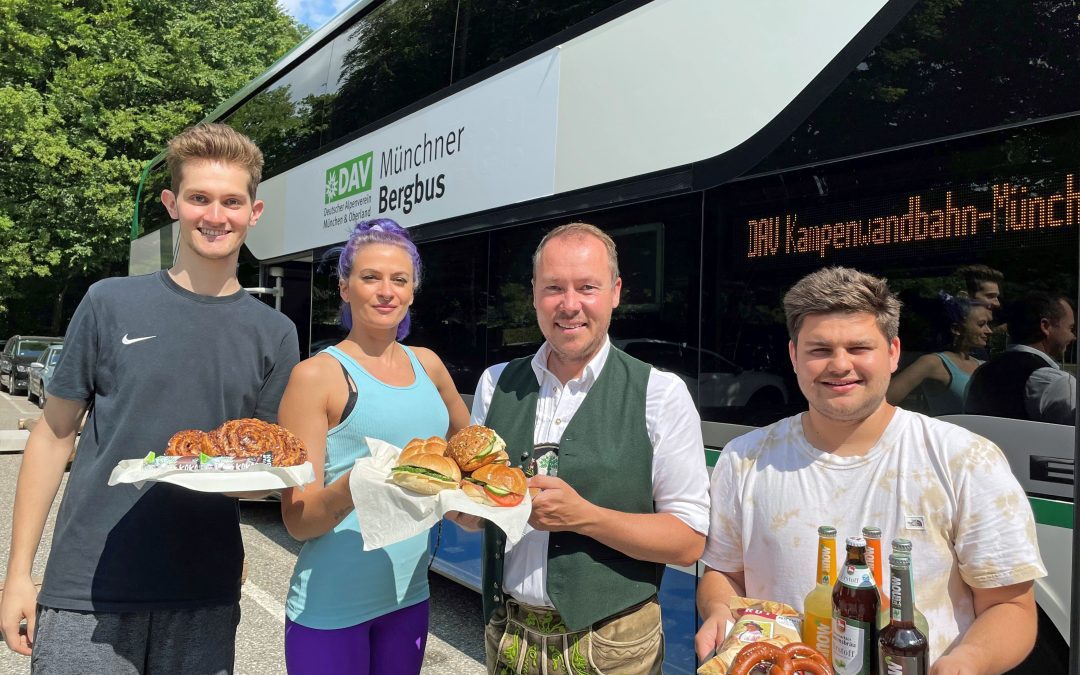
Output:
[27,343,64,408]
[613,338,789,409]
[0,335,64,395]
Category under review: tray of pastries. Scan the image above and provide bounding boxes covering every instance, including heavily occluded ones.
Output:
[108,418,315,493]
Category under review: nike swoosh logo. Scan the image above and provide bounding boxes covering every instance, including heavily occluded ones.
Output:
[121,334,157,345]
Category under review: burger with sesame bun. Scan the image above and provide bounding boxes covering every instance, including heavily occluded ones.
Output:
[462,464,527,507]
[390,453,462,495]
[447,425,508,472]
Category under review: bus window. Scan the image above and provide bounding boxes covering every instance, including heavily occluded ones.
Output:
[449,0,624,82]
[411,232,488,395]
[753,1,1080,174]
[311,246,349,356]
[483,195,702,380]
[326,0,456,149]
[705,118,1079,429]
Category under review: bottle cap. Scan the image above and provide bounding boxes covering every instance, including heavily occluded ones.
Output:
[892,538,912,552]
[889,554,911,567]
[818,525,837,537]
[846,536,867,547]
[861,526,882,538]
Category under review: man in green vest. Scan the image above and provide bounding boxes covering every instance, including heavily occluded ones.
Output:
[456,222,710,675]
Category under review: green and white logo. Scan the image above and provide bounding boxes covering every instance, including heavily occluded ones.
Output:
[325,152,373,204]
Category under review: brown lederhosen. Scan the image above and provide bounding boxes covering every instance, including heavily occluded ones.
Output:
[484,596,664,675]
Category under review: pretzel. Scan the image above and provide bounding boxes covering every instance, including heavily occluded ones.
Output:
[728,641,831,675]
[777,642,831,675]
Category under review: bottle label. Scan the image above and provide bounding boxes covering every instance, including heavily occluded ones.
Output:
[837,562,876,589]
[832,615,874,675]
[881,653,925,674]
[802,610,832,662]
[819,537,837,584]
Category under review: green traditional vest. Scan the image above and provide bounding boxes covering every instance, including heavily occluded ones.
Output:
[481,347,662,631]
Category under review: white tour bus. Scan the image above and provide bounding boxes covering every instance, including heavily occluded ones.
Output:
[131,1,1078,671]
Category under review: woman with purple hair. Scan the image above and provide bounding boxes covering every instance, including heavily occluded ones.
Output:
[277,219,469,674]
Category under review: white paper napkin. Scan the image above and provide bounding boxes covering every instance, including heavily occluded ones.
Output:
[350,437,532,551]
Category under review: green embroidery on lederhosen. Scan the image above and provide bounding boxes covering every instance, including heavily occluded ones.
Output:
[501,631,522,671]
[570,633,592,675]
[525,642,540,673]
[547,643,565,672]
[524,610,567,635]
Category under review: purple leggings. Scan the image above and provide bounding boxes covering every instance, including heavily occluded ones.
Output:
[284,600,430,675]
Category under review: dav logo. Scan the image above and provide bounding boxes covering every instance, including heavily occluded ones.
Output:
[325,152,373,204]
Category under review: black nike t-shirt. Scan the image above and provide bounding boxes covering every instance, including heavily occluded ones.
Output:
[39,271,299,611]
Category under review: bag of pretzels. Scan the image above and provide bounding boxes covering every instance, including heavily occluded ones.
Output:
[697,597,802,674]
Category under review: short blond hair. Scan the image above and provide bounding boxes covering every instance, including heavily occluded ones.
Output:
[532,222,619,283]
[784,266,902,342]
[166,123,264,200]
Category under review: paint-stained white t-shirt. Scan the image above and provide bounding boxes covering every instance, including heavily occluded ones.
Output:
[701,408,1045,663]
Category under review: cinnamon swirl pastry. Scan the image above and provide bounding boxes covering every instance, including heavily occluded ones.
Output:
[164,419,308,466]
[210,419,278,459]
[164,429,214,457]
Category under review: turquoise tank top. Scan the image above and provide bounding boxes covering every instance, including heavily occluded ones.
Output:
[285,345,450,629]
[922,351,981,416]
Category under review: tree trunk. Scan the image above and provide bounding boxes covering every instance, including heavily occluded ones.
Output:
[51,281,67,335]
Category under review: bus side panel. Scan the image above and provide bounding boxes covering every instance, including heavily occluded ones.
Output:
[1033,518,1073,645]
[659,566,699,675]
[430,522,482,592]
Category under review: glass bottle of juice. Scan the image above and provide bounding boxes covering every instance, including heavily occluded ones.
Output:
[862,526,889,610]
[880,539,930,641]
[833,536,879,675]
[802,525,838,662]
[878,553,928,674]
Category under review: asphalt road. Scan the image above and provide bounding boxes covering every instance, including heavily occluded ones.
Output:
[0,390,485,674]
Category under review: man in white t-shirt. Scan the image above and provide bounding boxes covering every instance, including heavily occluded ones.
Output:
[696,267,1045,674]
[457,222,710,675]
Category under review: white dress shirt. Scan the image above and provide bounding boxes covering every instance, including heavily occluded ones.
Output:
[470,337,710,607]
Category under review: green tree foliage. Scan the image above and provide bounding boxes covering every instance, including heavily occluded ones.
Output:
[0,0,307,332]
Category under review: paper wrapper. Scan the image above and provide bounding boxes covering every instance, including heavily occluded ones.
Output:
[350,437,532,551]
[108,458,315,492]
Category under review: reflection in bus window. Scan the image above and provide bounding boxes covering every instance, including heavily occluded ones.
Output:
[753,1,1080,174]
[886,293,992,415]
[704,117,1079,428]
[214,0,636,183]
[137,164,173,240]
[449,0,623,82]
[411,233,488,394]
[328,0,456,145]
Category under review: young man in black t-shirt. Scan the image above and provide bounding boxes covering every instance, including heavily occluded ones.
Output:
[0,124,299,674]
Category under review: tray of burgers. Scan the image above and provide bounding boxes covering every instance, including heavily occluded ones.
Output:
[350,425,531,551]
[108,418,316,492]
